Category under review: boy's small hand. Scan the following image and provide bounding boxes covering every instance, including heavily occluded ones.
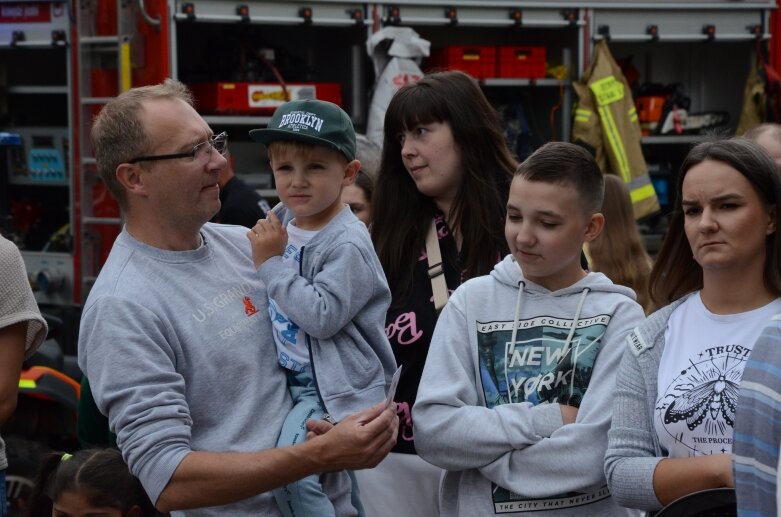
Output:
[247,212,287,267]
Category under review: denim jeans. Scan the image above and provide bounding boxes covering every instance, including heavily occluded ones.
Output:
[273,370,334,517]
[273,370,365,517]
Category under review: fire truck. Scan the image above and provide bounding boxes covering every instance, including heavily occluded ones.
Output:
[0,0,777,335]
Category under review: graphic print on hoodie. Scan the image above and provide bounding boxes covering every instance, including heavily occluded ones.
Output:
[478,313,612,510]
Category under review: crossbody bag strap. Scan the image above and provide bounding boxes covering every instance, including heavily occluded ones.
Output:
[425,219,449,312]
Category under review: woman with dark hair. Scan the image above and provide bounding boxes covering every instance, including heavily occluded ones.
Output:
[357,70,516,516]
[27,448,164,517]
[605,138,781,512]
[587,174,654,314]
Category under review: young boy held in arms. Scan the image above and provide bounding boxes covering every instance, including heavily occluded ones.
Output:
[413,142,645,516]
[248,100,397,517]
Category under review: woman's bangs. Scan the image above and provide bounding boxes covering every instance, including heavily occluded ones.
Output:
[385,85,448,136]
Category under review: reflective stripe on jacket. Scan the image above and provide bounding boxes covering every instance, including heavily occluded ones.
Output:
[573,40,660,219]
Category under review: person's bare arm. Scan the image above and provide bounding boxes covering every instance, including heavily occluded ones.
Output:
[155,401,398,512]
[0,322,27,424]
[559,404,578,424]
[653,455,734,506]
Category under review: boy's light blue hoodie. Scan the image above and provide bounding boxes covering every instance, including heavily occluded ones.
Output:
[414,255,644,516]
[258,204,397,421]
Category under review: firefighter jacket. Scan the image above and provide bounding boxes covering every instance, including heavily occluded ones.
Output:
[573,40,659,219]
[737,62,765,135]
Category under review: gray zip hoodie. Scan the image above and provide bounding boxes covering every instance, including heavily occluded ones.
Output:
[257,204,397,421]
[414,255,644,516]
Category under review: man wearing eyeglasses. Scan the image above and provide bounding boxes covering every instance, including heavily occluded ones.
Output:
[77,79,398,516]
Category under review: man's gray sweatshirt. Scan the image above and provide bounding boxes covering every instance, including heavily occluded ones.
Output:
[78,224,355,516]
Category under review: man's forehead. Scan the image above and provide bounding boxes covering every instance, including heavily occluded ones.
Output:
[139,98,210,144]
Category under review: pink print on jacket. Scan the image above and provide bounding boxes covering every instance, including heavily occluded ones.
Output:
[434,213,448,238]
[397,401,415,442]
[386,311,423,345]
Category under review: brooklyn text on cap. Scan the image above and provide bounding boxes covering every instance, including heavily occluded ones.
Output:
[248,99,356,162]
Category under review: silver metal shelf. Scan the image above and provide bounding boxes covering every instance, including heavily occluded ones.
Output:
[0,40,68,49]
[482,78,571,87]
[173,13,360,26]
[378,1,772,9]
[7,85,68,94]
[79,36,122,45]
[641,135,710,145]
[81,97,113,105]
[593,34,770,43]
[381,16,581,27]
[203,115,272,126]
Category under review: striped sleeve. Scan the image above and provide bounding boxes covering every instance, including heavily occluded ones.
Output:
[734,316,781,517]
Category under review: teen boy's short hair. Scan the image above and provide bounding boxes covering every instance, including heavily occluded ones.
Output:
[515,142,605,214]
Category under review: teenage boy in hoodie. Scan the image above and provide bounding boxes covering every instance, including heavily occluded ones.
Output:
[248,99,397,517]
[413,142,645,516]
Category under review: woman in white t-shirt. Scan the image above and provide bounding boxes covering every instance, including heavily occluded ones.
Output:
[605,138,781,512]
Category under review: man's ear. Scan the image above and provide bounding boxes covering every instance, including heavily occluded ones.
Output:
[343,159,361,186]
[116,163,147,198]
[583,212,605,243]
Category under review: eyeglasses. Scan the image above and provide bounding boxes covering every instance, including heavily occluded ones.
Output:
[128,132,228,164]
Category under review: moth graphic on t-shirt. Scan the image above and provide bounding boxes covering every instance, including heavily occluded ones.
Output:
[655,345,748,455]
[654,294,781,459]
[663,368,739,432]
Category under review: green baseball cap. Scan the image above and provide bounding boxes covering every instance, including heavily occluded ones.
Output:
[249,99,356,161]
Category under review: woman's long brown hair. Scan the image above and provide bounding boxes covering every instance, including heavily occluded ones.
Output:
[371,71,516,302]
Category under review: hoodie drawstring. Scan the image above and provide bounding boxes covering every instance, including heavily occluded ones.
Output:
[564,288,590,399]
[505,280,525,403]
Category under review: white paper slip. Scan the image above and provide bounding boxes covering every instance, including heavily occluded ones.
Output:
[385,365,403,408]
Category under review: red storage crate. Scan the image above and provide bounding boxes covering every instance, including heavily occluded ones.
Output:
[498,46,547,79]
[189,82,343,115]
[426,46,496,79]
